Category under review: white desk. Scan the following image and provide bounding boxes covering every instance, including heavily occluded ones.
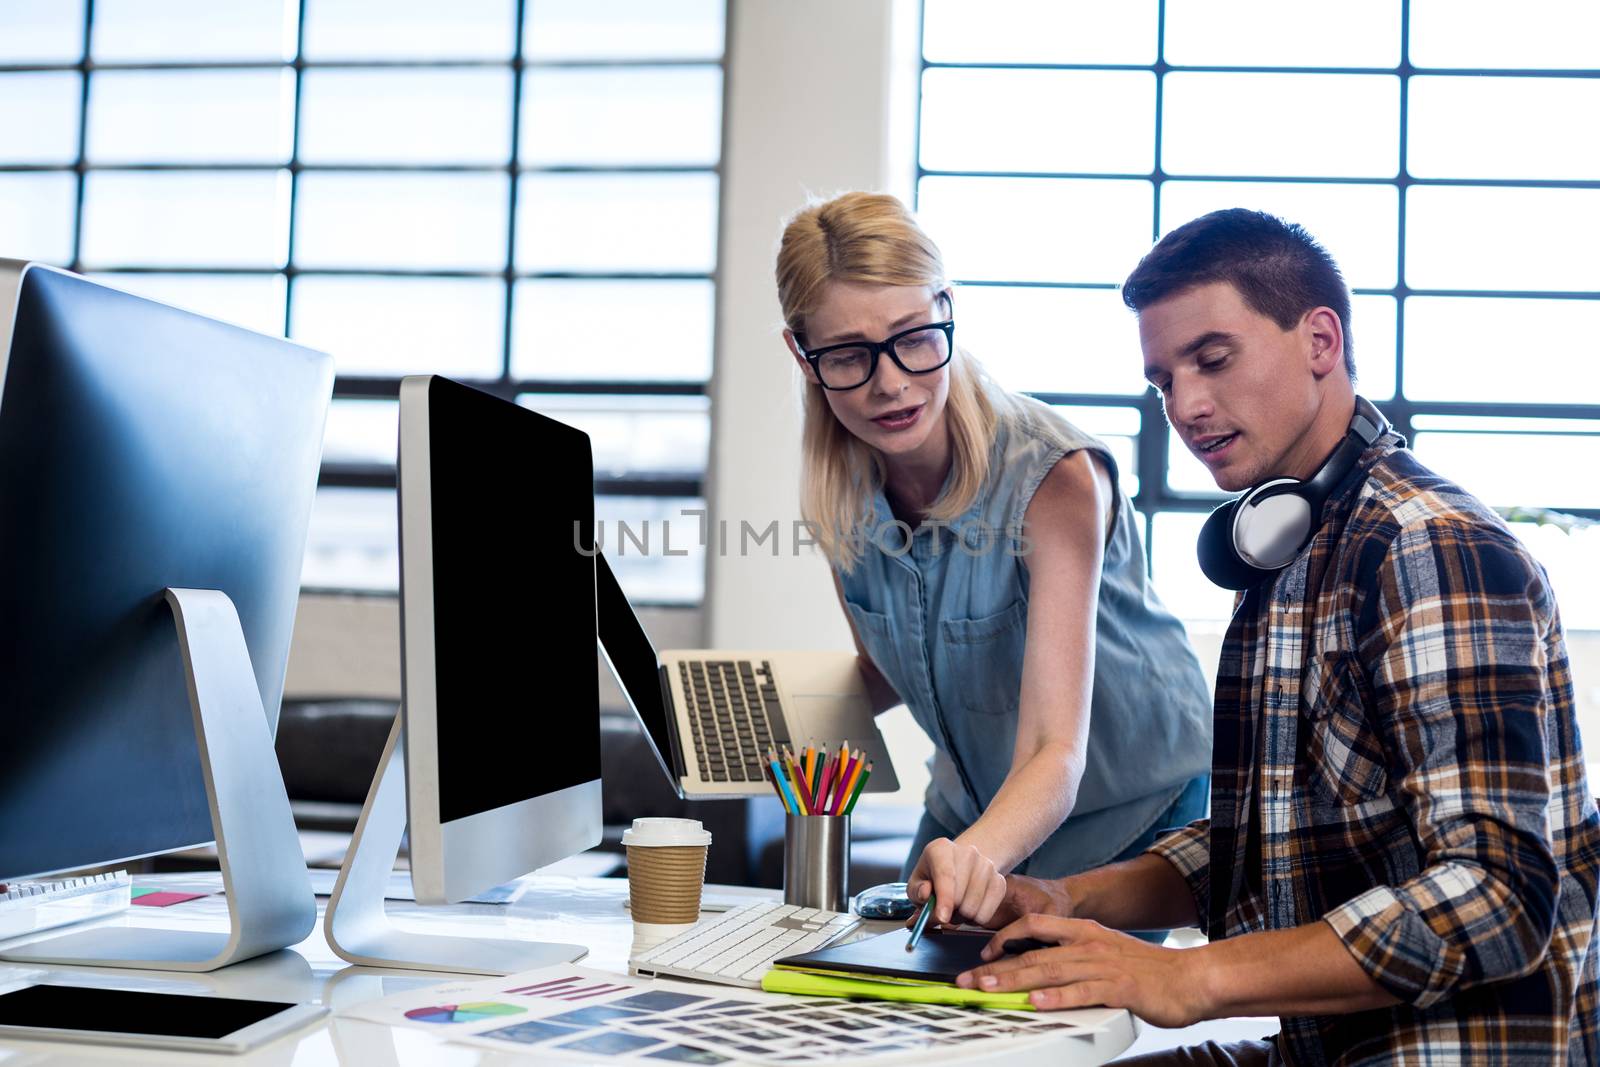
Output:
[0,872,1137,1066]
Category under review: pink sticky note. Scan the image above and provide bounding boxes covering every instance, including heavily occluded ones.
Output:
[130,890,208,908]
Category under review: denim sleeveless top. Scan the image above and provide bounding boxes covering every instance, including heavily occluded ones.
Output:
[837,394,1214,876]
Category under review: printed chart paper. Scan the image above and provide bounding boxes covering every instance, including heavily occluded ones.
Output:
[340,963,1116,1065]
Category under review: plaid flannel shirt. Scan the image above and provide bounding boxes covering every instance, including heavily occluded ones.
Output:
[1148,437,1600,1065]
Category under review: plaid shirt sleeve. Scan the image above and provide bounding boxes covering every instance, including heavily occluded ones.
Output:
[1321,516,1562,1009]
[1145,819,1210,924]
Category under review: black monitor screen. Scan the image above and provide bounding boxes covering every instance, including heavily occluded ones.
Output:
[0,985,293,1040]
[421,378,602,825]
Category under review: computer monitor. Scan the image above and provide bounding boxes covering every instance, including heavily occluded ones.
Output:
[0,261,332,965]
[398,374,603,904]
[325,374,602,974]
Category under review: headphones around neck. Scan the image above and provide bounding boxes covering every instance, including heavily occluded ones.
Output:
[1196,396,1390,591]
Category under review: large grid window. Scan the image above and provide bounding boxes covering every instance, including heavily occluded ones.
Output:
[916,0,1600,628]
[0,0,723,603]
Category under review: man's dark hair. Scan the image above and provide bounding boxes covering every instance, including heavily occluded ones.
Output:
[1122,208,1356,380]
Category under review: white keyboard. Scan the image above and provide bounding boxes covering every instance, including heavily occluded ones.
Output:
[630,901,860,988]
[0,871,132,942]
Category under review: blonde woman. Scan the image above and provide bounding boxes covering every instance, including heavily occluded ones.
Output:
[776,192,1212,933]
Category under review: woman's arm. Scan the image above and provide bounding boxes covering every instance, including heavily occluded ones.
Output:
[831,571,904,715]
[960,449,1110,865]
[909,450,1113,923]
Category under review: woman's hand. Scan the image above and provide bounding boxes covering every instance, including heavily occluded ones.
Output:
[955,914,1210,1027]
[981,873,1075,929]
[905,837,1007,928]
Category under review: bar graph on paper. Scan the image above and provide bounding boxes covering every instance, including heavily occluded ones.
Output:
[501,974,637,1002]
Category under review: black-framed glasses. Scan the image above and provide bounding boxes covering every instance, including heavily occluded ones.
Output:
[797,296,955,391]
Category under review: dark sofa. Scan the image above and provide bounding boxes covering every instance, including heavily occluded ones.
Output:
[274,699,915,892]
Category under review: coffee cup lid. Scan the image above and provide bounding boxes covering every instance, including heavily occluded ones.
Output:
[622,817,711,847]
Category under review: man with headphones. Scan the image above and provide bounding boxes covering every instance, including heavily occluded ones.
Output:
[950,209,1599,1065]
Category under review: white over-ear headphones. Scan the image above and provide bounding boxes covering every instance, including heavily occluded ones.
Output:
[1196,397,1390,590]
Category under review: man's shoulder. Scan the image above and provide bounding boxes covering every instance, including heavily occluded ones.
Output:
[1349,446,1513,542]
[1338,446,1548,592]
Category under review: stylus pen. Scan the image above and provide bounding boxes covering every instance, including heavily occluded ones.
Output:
[905,891,936,953]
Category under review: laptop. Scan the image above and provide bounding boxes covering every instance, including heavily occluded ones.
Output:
[595,552,899,800]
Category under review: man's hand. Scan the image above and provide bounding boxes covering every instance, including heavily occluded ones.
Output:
[905,838,1006,927]
[955,914,1210,1028]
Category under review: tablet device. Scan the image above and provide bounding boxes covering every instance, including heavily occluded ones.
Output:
[0,983,326,1053]
[774,925,996,983]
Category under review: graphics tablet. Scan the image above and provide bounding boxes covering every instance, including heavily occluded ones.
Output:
[772,925,996,983]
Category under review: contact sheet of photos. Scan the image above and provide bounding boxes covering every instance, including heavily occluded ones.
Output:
[342,964,1119,1065]
[604,995,1108,1064]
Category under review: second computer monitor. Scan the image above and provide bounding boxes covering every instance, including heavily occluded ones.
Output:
[397,375,603,905]
[0,261,332,883]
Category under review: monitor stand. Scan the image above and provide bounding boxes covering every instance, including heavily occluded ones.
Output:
[0,589,317,971]
[323,713,588,975]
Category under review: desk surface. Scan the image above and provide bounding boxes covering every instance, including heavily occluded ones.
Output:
[0,872,1136,1066]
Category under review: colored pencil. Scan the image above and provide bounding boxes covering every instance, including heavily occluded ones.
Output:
[771,740,871,818]
[776,747,803,814]
[843,762,872,814]
[761,755,787,812]
[815,747,837,809]
[786,746,816,814]
[779,746,795,805]
[765,750,790,812]
[829,749,857,814]
[769,755,800,814]
[797,775,817,815]
[832,755,857,812]
[761,759,785,808]
[834,756,865,815]
[840,752,864,813]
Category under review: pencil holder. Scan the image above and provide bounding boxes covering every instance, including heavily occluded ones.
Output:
[782,813,850,913]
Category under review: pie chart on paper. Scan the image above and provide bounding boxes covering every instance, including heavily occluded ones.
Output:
[404,1001,527,1024]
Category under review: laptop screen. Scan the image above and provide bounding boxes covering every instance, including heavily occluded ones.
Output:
[595,552,679,784]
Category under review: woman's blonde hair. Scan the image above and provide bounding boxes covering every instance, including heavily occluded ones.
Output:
[776,191,1003,572]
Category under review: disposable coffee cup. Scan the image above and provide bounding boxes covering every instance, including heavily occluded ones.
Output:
[623,818,711,925]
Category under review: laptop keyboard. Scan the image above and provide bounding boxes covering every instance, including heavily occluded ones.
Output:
[678,659,792,783]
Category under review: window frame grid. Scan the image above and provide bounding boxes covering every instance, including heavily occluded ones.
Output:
[914,0,1600,552]
[0,0,724,500]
